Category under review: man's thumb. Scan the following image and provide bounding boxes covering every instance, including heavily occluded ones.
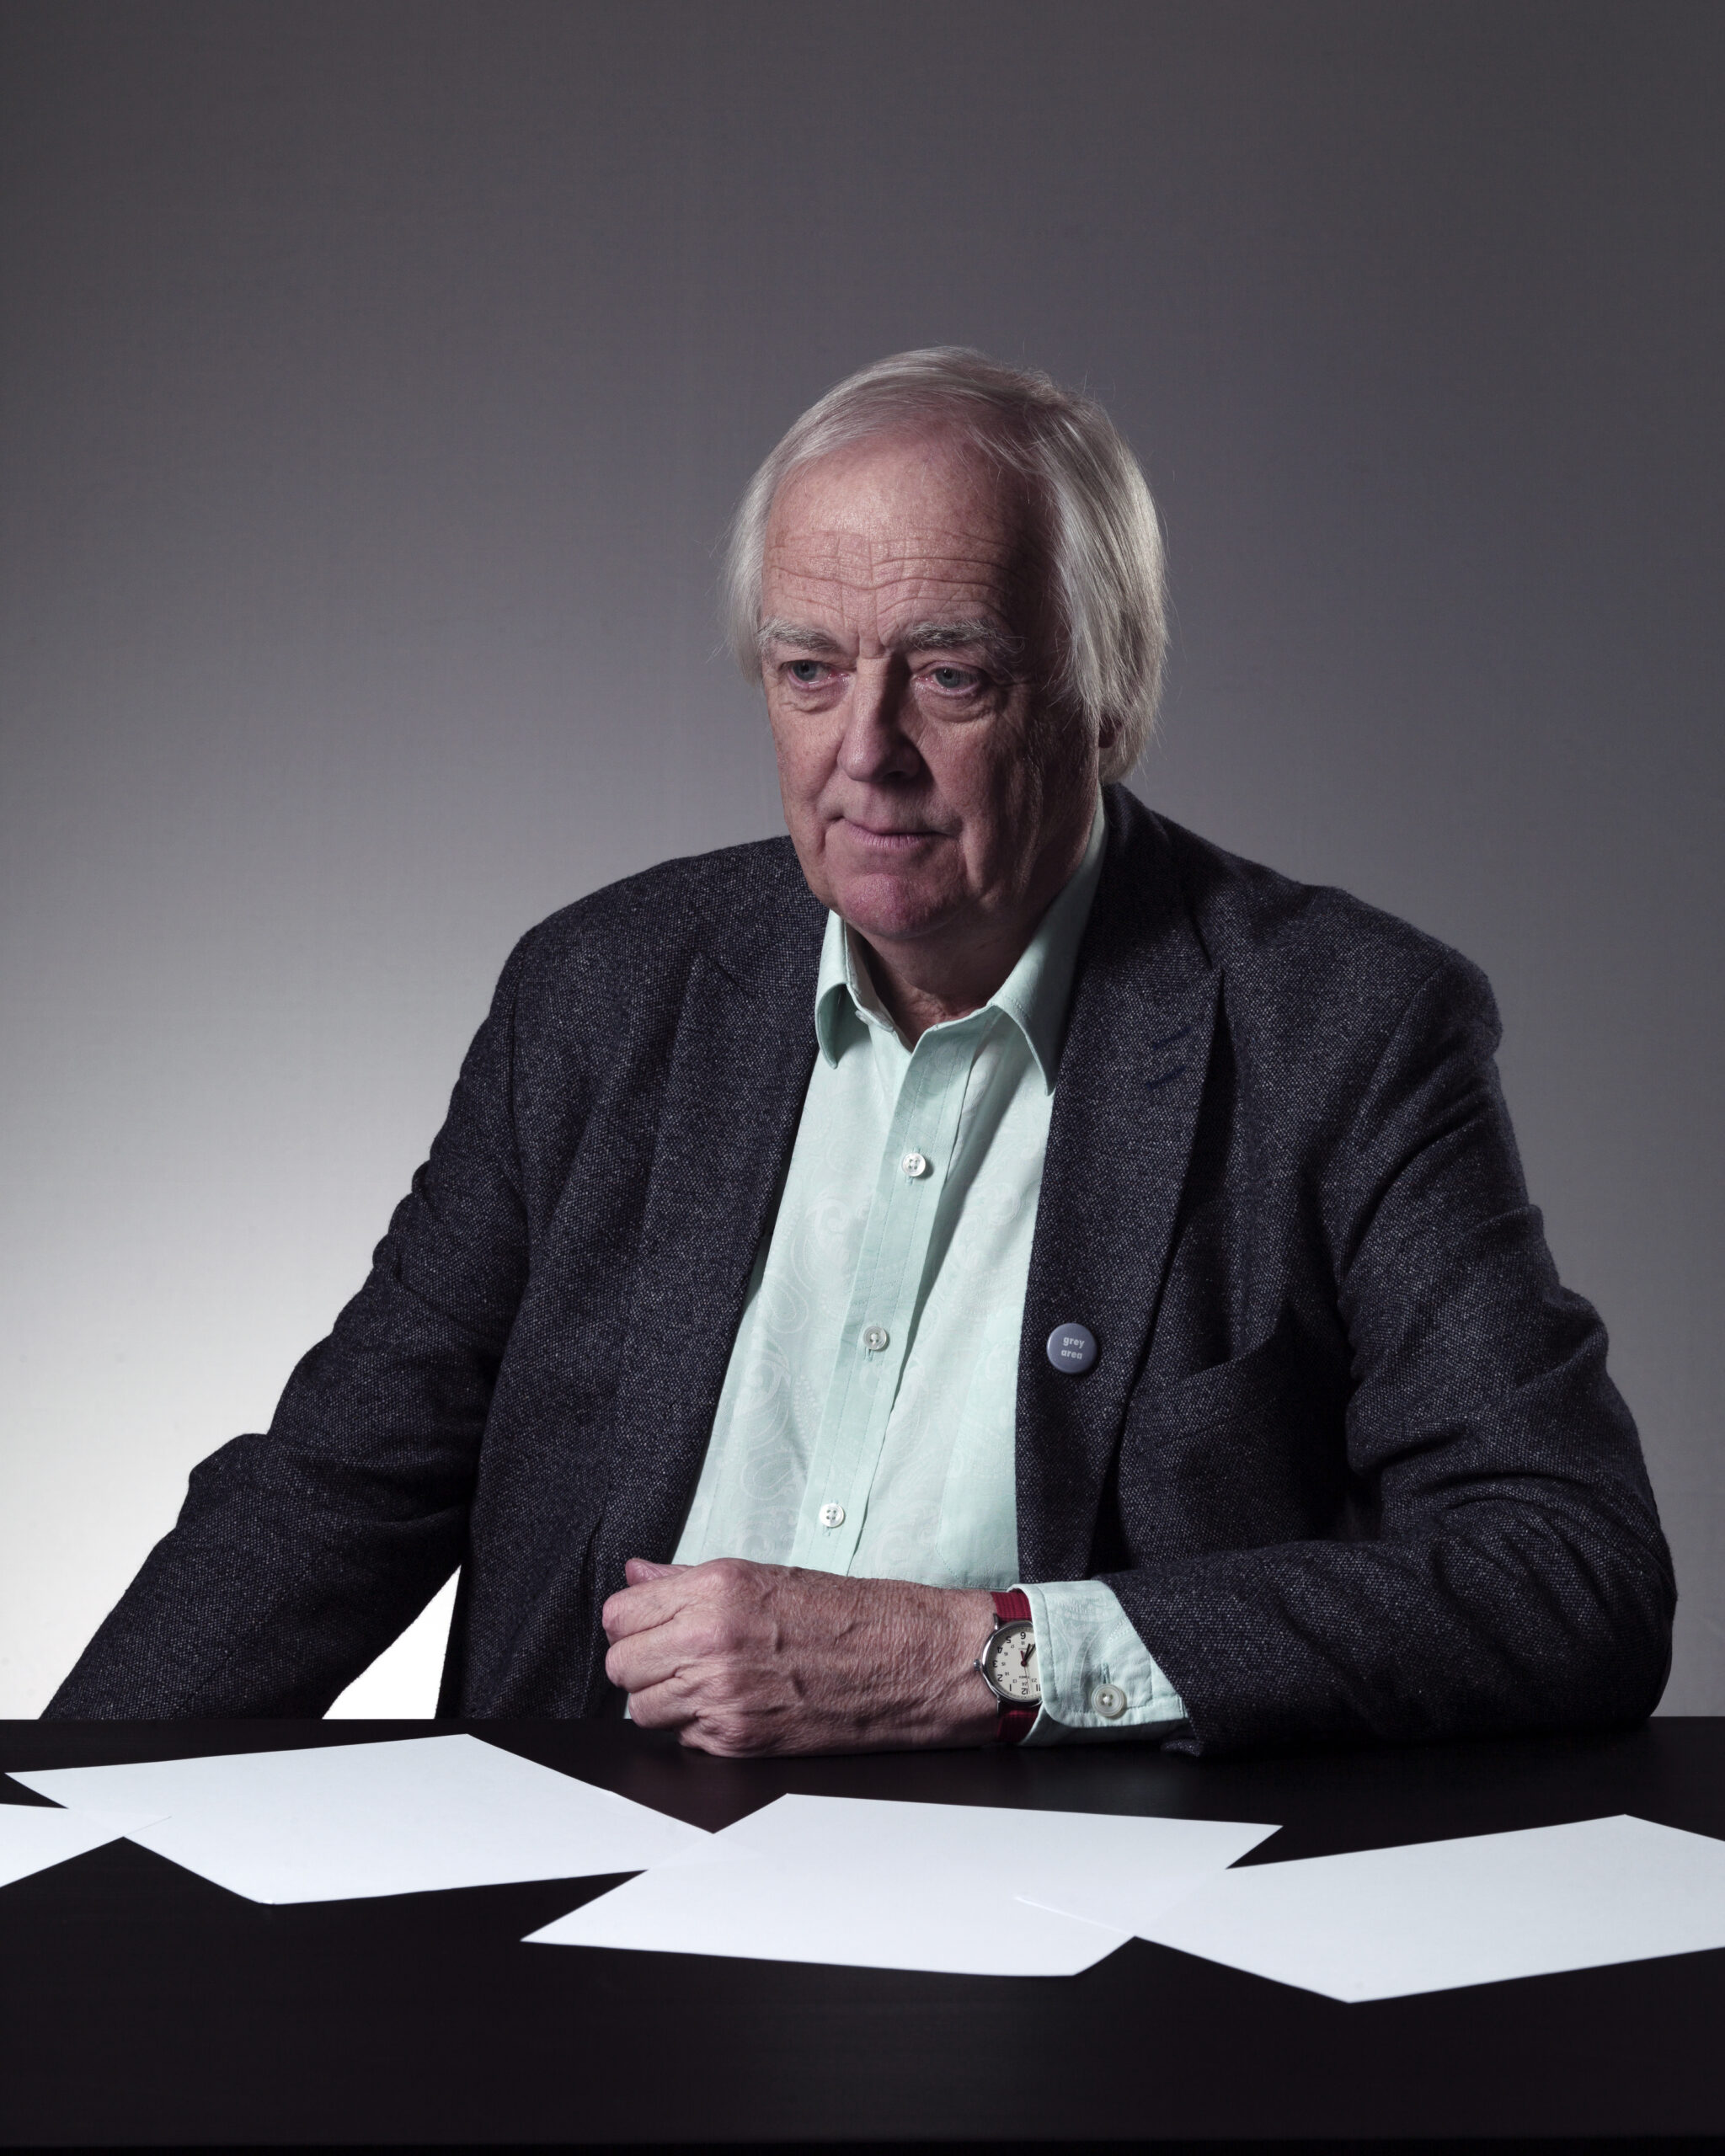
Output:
[623,1556,687,1585]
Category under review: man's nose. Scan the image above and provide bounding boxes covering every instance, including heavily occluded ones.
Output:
[838,659,921,783]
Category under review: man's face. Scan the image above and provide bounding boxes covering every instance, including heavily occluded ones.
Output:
[760,431,1098,979]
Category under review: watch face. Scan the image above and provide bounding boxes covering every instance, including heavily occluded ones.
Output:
[984,1620,1041,1704]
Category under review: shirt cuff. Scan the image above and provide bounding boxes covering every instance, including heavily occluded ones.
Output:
[1017,1579,1188,1743]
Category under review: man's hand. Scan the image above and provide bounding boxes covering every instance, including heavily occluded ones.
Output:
[601,1557,1001,1756]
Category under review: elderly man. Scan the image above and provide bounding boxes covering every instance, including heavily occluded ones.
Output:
[50,350,1674,1753]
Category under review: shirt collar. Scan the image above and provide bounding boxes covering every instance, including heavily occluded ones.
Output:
[814,793,1107,1090]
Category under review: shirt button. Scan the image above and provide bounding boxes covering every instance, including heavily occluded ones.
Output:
[862,1325,889,1353]
[819,1501,846,1529]
[900,1150,930,1178]
[1092,1683,1128,1720]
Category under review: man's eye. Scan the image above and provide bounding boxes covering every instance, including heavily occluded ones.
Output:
[927,665,982,692]
[787,659,830,686]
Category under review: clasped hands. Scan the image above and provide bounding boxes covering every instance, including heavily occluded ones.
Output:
[602,1556,1001,1755]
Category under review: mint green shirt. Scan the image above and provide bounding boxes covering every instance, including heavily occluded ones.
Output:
[673,800,1188,1740]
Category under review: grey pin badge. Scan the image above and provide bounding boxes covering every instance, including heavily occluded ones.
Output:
[1045,1322,1097,1374]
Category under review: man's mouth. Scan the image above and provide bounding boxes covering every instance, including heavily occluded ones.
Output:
[838,819,945,851]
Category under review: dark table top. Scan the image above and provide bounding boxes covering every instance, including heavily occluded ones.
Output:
[3,1716,1724,2150]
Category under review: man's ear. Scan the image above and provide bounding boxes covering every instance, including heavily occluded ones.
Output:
[1094,706,1131,784]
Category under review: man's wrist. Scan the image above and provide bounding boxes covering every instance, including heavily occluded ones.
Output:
[971,1588,1041,1743]
[939,1586,1003,1744]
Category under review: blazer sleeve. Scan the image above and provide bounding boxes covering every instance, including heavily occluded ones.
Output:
[44,937,537,1718]
[1104,953,1677,1753]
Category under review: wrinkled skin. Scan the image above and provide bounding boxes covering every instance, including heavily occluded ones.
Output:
[604,430,1097,1753]
[605,1559,999,1756]
[760,427,1098,1037]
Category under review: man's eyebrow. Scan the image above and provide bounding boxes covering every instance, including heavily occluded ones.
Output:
[757,619,846,658]
[894,618,1024,670]
[756,616,1027,672]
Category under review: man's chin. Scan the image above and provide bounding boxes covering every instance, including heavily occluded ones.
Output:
[827,873,962,951]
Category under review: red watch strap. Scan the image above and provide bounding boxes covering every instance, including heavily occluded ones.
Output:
[992,1589,1036,1743]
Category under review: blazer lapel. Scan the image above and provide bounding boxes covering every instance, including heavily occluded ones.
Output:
[1017,792,1220,1582]
[602,883,825,1568]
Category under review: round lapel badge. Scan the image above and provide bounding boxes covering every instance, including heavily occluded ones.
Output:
[1045,1322,1097,1374]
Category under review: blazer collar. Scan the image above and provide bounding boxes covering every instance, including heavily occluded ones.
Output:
[585,856,825,1636]
[1015,783,1221,1582]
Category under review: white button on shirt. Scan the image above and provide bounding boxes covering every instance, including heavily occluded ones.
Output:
[672,797,1188,1740]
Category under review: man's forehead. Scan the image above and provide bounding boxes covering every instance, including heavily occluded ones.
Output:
[764,526,1018,585]
[761,529,1028,641]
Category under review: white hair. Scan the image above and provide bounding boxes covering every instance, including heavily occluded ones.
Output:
[723,347,1167,782]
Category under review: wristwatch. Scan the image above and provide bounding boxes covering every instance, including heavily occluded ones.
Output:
[975,1588,1041,1743]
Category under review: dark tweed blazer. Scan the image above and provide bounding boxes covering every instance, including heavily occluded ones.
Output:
[50,786,1674,1750]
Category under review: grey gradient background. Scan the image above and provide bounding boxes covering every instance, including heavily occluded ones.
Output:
[3,0,1720,1718]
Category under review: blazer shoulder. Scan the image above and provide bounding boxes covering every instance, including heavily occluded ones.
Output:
[1151,806,1489,1001]
[499,834,816,1001]
[1105,790,1499,1074]
[526,834,809,954]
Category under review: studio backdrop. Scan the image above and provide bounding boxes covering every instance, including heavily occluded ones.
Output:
[2,0,1720,1716]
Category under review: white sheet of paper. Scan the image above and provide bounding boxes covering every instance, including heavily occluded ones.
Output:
[0,1806,165,1890]
[8,1735,710,1903]
[528,1793,1277,1975]
[1139,1813,1725,2001]
[698,1792,1279,1932]
[527,1846,1128,1975]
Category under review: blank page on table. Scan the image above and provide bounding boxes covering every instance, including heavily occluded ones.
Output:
[527,1846,1128,1976]
[530,1792,1279,1975]
[0,1806,165,1892]
[10,1735,709,1903]
[700,1792,1278,1934]
[1139,1813,1725,2001]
